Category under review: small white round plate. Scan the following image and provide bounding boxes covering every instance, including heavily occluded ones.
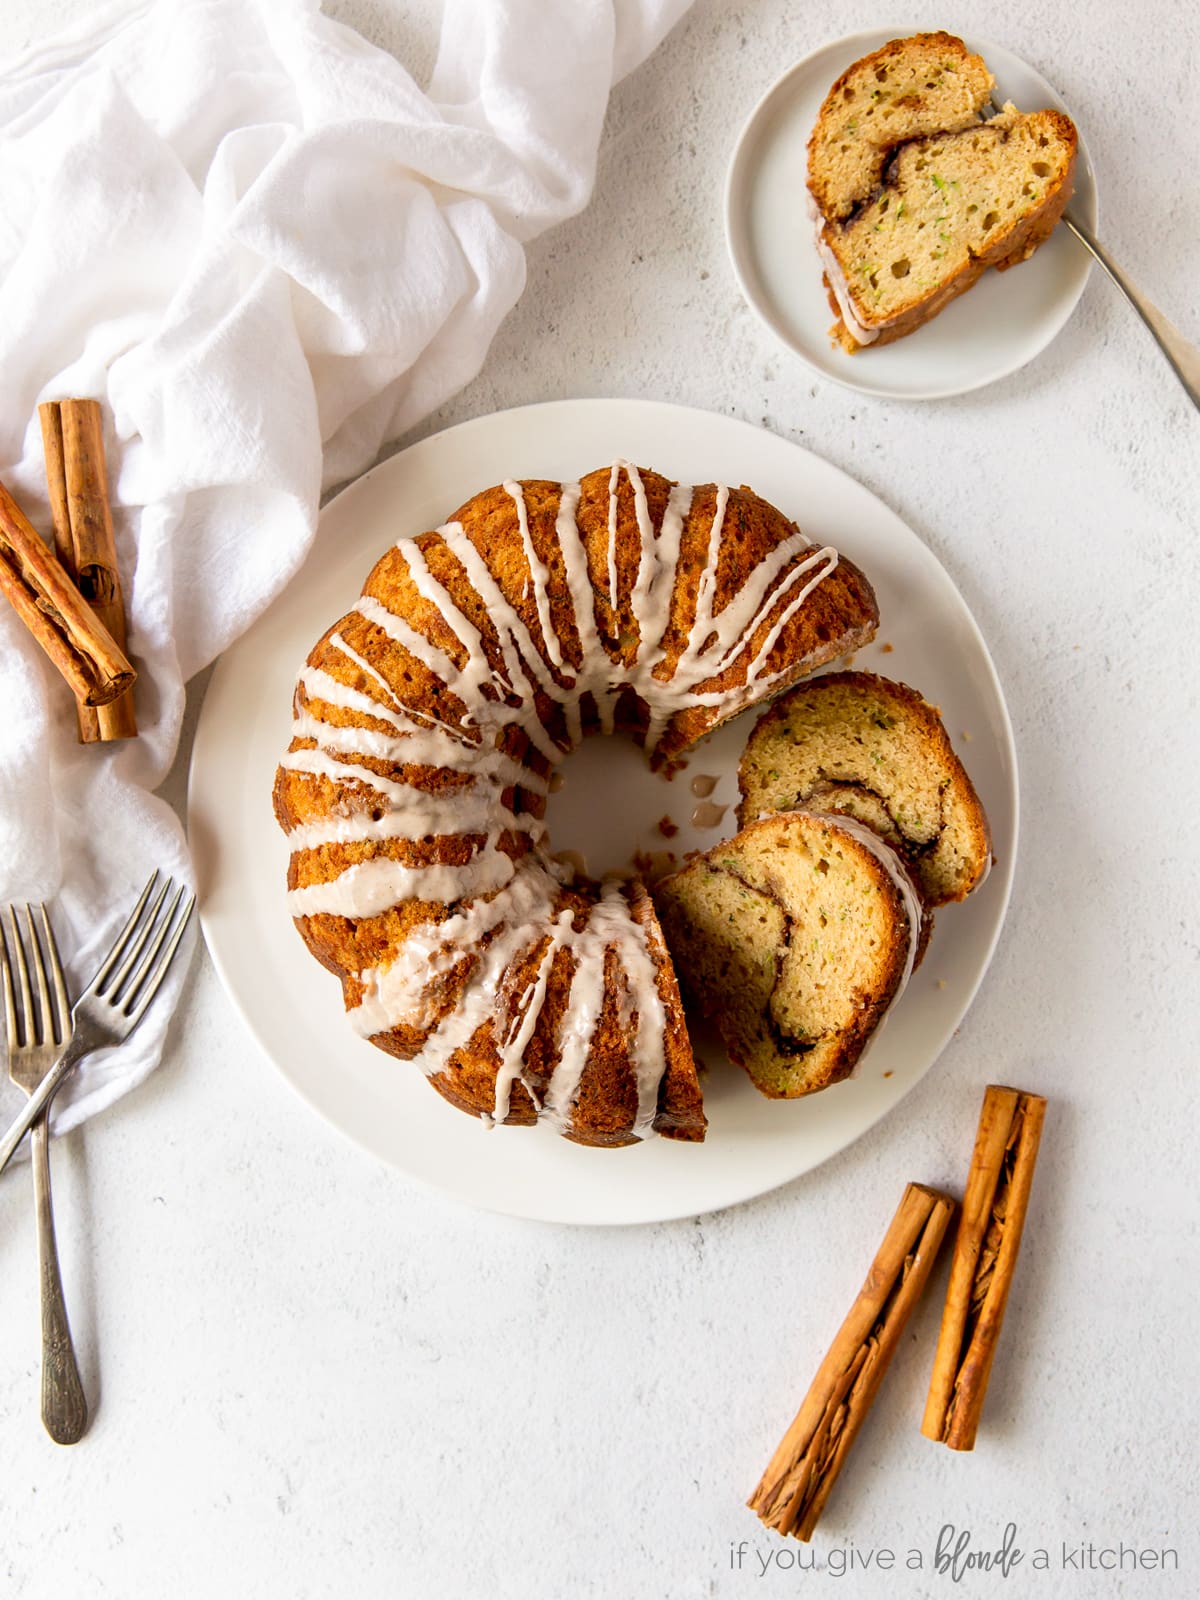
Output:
[188,399,1017,1225]
[725,29,1098,399]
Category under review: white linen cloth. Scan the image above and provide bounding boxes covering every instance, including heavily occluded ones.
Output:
[0,0,692,1137]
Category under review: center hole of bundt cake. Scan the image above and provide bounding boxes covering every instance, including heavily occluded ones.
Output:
[541,716,750,884]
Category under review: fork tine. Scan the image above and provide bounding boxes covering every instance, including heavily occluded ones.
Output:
[1,915,18,1056]
[7,907,33,1051]
[123,892,195,1026]
[102,875,170,1003]
[92,871,160,994]
[24,905,53,1048]
[38,904,71,1050]
[121,885,188,1012]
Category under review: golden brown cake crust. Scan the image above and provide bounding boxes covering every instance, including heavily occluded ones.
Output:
[273,463,879,1146]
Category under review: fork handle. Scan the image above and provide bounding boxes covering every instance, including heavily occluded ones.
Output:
[1064,212,1200,411]
[32,1115,88,1444]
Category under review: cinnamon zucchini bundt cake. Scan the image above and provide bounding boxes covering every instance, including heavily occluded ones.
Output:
[738,671,991,905]
[273,462,878,1146]
[654,811,926,1097]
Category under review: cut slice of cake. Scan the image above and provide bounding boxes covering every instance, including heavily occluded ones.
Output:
[807,34,1078,351]
[808,32,995,222]
[738,671,991,906]
[653,812,926,1098]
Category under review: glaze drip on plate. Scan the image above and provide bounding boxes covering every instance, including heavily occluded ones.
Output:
[273,462,880,1146]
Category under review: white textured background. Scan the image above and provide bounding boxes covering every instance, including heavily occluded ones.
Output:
[1,2,1198,1597]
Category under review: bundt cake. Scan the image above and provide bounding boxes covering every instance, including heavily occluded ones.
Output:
[653,811,926,1097]
[273,462,879,1146]
[737,671,991,905]
[808,34,1078,351]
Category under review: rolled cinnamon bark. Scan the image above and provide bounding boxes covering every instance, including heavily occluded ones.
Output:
[39,399,137,740]
[0,477,135,708]
[749,1181,957,1541]
[921,1085,1047,1451]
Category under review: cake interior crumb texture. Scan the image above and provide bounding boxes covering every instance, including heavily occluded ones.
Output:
[808,32,994,221]
[830,110,1076,327]
[655,812,917,1097]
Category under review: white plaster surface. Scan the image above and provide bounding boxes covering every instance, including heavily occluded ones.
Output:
[1,2,1198,1597]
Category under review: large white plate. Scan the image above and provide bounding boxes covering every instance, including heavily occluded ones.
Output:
[725,30,1098,399]
[188,399,1017,1225]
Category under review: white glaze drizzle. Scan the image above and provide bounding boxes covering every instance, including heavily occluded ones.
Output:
[282,464,844,1137]
[354,593,471,710]
[287,846,518,919]
[490,907,575,1127]
[552,480,606,741]
[327,630,401,709]
[504,480,563,672]
[302,659,471,747]
[281,710,533,798]
[605,460,622,608]
[433,522,567,766]
[630,476,693,672]
[808,188,881,348]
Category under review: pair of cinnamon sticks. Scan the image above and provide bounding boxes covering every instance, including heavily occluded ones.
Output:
[0,400,136,741]
[748,1084,1046,1542]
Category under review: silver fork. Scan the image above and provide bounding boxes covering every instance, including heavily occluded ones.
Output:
[0,874,195,1180]
[988,98,1198,409]
[1,905,88,1444]
[1058,212,1199,409]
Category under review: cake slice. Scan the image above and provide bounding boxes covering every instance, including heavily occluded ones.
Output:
[808,32,995,222]
[738,672,991,906]
[654,812,925,1098]
[807,34,1078,351]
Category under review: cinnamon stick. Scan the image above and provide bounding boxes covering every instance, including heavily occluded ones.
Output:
[0,478,135,708]
[39,399,137,739]
[921,1085,1046,1452]
[748,1182,957,1541]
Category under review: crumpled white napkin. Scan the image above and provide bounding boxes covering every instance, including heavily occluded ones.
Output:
[0,0,692,1139]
